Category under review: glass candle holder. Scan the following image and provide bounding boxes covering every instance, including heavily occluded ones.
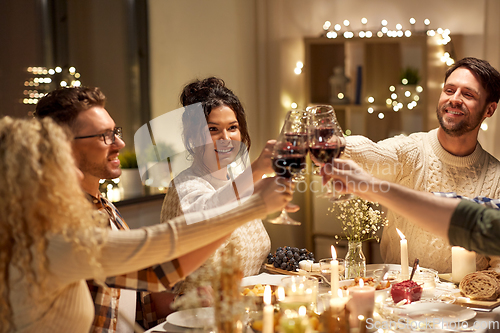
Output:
[280,276,319,313]
[319,258,346,282]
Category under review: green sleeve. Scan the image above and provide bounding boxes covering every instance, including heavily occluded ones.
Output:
[448,199,500,256]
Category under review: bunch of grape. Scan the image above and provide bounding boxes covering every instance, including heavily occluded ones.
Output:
[266,246,315,272]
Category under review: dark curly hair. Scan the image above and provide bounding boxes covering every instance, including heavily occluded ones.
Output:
[179,77,251,161]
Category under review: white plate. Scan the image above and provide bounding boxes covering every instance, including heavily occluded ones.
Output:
[241,273,294,287]
[166,307,214,328]
[397,303,476,322]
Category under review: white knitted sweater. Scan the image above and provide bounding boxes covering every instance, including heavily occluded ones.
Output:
[345,128,500,273]
[161,165,271,294]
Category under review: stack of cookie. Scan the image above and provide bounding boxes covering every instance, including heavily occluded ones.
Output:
[459,270,500,301]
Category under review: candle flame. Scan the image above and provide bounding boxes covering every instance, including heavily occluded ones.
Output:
[359,279,364,288]
[277,286,285,301]
[298,306,307,316]
[337,289,343,298]
[396,228,406,240]
[264,285,271,305]
[331,245,337,259]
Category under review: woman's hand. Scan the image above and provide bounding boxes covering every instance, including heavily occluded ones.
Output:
[251,140,276,182]
[254,176,295,214]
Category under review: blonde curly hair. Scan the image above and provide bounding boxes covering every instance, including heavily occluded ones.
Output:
[0,117,106,332]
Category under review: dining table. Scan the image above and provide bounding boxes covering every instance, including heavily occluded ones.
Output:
[145,264,500,333]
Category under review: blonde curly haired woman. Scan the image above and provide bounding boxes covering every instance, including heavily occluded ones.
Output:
[0,117,293,333]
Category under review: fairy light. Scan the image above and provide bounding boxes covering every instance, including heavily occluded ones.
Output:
[361,17,368,25]
[291,102,298,109]
[424,19,431,26]
[378,113,385,119]
[294,61,303,74]
[367,107,374,114]
[343,20,350,27]
[21,65,83,106]
[368,96,375,103]
[323,21,332,30]
[381,20,388,26]
[334,24,341,31]
[409,18,416,25]
[481,123,488,131]
[327,31,338,38]
[396,24,402,30]
[366,31,373,38]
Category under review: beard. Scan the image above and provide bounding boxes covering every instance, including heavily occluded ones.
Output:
[436,102,486,137]
[78,152,122,180]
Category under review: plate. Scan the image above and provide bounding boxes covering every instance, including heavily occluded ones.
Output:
[166,307,214,328]
[242,272,294,287]
[397,303,476,322]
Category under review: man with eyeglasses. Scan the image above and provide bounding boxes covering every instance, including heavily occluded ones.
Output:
[34,87,209,332]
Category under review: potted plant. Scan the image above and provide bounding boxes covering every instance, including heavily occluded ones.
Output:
[118,149,144,199]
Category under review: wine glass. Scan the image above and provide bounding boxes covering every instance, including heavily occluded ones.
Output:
[306,105,334,175]
[283,109,310,182]
[308,107,354,202]
[267,111,309,225]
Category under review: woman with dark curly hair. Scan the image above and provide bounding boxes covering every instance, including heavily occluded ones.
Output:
[156,77,291,311]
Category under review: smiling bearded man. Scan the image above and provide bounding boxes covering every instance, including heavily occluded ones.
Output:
[339,57,500,274]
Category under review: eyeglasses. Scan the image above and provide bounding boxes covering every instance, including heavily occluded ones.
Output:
[74,127,123,145]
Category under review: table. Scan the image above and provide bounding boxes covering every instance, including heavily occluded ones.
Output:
[145,268,500,332]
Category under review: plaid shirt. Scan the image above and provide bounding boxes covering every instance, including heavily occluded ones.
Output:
[87,194,183,332]
[433,192,500,210]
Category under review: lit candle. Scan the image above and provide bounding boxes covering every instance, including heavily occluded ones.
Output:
[331,245,339,297]
[346,279,375,328]
[396,228,409,280]
[263,285,274,333]
[452,246,476,283]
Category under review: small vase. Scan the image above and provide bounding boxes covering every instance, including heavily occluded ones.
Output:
[344,241,366,279]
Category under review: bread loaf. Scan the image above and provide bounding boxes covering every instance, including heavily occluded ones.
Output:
[459,271,500,301]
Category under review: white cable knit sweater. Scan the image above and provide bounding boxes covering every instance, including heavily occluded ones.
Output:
[345,128,500,273]
[161,165,271,294]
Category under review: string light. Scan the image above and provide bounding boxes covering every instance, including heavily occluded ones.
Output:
[22,66,83,105]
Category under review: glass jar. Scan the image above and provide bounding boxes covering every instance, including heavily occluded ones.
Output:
[344,241,366,279]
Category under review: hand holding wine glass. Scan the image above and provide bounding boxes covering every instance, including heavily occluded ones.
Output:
[267,111,309,225]
[309,106,353,202]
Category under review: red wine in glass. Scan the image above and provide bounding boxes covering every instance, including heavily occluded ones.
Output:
[309,142,341,164]
[284,132,308,147]
[272,151,307,180]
